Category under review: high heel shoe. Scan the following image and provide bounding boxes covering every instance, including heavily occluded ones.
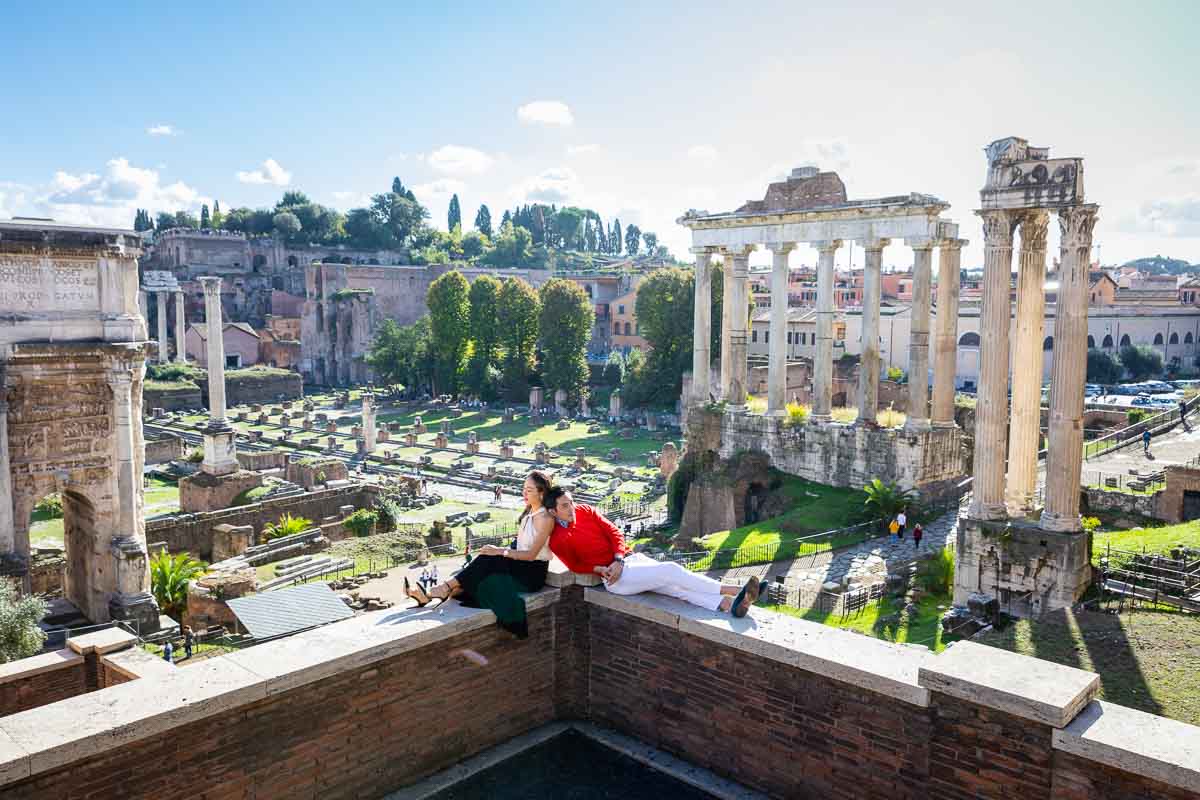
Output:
[405,577,431,607]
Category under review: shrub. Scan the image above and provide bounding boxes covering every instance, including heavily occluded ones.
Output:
[1119,344,1163,381]
[830,406,858,423]
[1127,408,1149,425]
[876,406,906,428]
[745,395,767,414]
[185,447,203,463]
[783,402,809,428]
[863,477,915,521]
[262,513,314,541]
[34,494,63,519]
[343,508,380,538]
[886,366,904,382]
[0,582,47,663]
[149,551,205,621]
[1086,348,1123,385]
[1081,516,1101,534]
[146,363,202,384]
[917,548,955,595]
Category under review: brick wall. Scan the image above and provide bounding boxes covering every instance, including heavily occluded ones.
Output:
[1051,752,1198,800]
[0,658,87,718]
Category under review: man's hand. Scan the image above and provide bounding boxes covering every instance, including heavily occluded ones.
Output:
[594,560,623,586]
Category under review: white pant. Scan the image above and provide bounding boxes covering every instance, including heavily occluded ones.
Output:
[605,553,725,611]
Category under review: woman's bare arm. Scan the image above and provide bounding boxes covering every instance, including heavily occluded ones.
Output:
[505,512,554,561]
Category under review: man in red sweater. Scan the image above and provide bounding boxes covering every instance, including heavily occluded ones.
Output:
[545,487,760,616]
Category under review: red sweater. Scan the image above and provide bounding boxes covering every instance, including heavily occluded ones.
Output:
[549,504,627,574]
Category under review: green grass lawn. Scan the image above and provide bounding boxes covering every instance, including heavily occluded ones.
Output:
[691,476,867,569]
[762,592,956,652]
[975,607,1200,726]
[30,479,178,547]
[1093,519,1200,561]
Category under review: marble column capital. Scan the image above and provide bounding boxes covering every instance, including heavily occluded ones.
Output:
[689,246,717,257]
[1057,204,1100,249]
[198,275,223,296]
[811,239,843,254]
[977,209,1018,246]
[719,245,756,259]
[938,238,969,252]
[765,242,797,255]
[858,237,891,252]
[905,237,936,251]
[1018,210,1051,250]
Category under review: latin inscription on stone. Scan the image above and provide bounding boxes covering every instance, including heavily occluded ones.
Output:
[0,257,99,312]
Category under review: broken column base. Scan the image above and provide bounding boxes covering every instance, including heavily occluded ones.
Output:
[179,469,264,513]
[952,515,1092,619]
[200,424,240,477]
[108,591,162,634]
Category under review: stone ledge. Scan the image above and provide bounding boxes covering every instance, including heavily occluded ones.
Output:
[66,627,138,656]
[0,588,561,788]
[1052,700,1200,795]
[100,646,177,681]
[917,640,1099,727]
[545,559,603,588]
[0,649,82,686]
[584,588,934,707]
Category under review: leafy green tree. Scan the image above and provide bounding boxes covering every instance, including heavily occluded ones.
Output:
[149,551,206,621]
[391,176,417,201]
[465,274,501,398]
[482,221,534,266]
[276,190,311,208]
[0,582,46,663]
[862,478,915,522]
[474,204,493,237]
[133,209,153,232]
[612,219,623,254]
[642,232,658,253]
[426,270,471,395]
[633,268,695,401]
[366,317,432,391]
[553,207,585,249]
[462,230,489,259]
[370,191,428,246]
[200,204,211,229]
[625,224,642,255]
[500,209,513,229]
[1087,348,1123,384]
[496,277,540,399]
[211,199,222,229]
[343,508,380,538]
[538,278,594,400]
[448,194,462,232]
[344,207,392,248]
[1119,344,1162,380]
[272,211,302,238]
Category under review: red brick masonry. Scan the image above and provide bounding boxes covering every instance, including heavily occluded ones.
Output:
[0,582,1195,799]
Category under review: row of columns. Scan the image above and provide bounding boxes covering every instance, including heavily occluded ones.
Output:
[968,205,1099,531]
[692,238,965,430]
[138,289,187,364]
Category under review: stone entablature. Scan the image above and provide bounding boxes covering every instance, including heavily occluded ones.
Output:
[0,581,1195,798]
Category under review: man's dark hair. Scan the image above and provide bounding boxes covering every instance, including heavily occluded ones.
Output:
[544,486,569,509]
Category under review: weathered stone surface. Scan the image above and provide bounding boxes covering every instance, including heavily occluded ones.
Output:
[179,469,263,514]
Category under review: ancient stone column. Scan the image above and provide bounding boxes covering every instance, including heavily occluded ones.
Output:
[857,238,888,423]
[812,240,841,421]
[726,247,752,408]
[1041,205,1099,532]
[969,210,1017,520]
[905,239,934,431]
[719,253,733,402]
[931,240,964,427]
[201,277,228,423]
[363,394,377,453]
[0,378,13,557]
[155,291,169,362]
[690,248,713,407]
[174,291,187,364]
[137,290,148,336]
[1005,212,1050,512]
[767,243,795,415]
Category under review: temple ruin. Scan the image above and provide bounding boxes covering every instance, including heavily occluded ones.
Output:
[678,167,967,492]
[0,220,159,629]
[953,137,1098,617]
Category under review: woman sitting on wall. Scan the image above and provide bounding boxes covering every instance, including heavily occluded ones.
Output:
[405,470,554,639]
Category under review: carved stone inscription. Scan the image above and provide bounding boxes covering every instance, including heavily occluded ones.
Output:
[7,380,113,483]
[0,256,100,312]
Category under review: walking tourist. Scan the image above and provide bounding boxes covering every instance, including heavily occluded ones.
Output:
[163,640,174,664]
[1143,428,1152,454]
[183,626,195,659]
[405,470,554,639]
[545,487,760,616]
[1181,400,1191,432]
[896,508,907,539]
[912,523,923,549]
[889,517,900,542]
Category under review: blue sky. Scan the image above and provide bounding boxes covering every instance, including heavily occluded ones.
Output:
[2,0,1199,269]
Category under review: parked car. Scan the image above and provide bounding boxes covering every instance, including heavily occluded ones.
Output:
[1084,384,1103,397]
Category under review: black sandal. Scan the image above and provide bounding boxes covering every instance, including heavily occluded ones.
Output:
[405,577,432,607]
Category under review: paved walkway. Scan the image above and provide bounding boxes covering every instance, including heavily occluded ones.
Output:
[1084,417,1200,477]
[705,506,960,592]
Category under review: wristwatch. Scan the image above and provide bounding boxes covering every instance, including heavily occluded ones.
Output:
[611,555,624,564]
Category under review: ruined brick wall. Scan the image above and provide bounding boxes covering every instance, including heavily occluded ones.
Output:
[1051,751,1198,800]
[142,383,203,412]
[0,608,560,800]
[0,657,87,717]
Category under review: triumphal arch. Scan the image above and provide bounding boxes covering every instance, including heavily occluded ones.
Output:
[0,219,159,629]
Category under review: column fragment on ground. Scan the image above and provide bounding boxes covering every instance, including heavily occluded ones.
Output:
[725,247,752,408]
[155,291,168,362]
[767,243,794,415]
[905,239,934,431]
[931,240,964,427]
[1005,212,1049,512]
[857,238,888,423]
[1041,205,1099,531]
[691,248,713,407]
[969,211,1016,520]
[174,291,187,364]
[812,240,840,421]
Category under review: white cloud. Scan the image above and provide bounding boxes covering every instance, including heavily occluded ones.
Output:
[517,100,574,127]
[567,144,600,156]
[761,138,852,184]
[687,144,719,163]
[331,190,371,209]
[147,124,178,136]
[511,167,580,205]
[1123,196,1200,237]
[413,178,467,201]
[427,145,494,175]
[236,158,291,186]
[5,158,204,228]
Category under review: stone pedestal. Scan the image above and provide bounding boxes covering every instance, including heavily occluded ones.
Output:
[212,524,254,563]
[609,390,622,419]
[953,516,1091,618]
[405,432,417,446]
[435,433,448,448]
[529,387,544,410]
[200,423,240,477]
[554,389,568,417]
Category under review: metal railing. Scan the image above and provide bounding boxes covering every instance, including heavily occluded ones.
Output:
[1084,395,1199,461]
[1082,469,1166,494]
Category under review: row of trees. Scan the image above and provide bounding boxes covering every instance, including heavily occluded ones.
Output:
[133,178,668,265]
[1086,345,1165,384]
[367,271,594,402]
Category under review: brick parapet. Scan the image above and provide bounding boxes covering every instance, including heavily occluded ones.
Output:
[0,586,1196,798]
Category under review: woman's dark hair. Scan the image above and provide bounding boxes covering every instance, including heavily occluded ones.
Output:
[519,470,553,524]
